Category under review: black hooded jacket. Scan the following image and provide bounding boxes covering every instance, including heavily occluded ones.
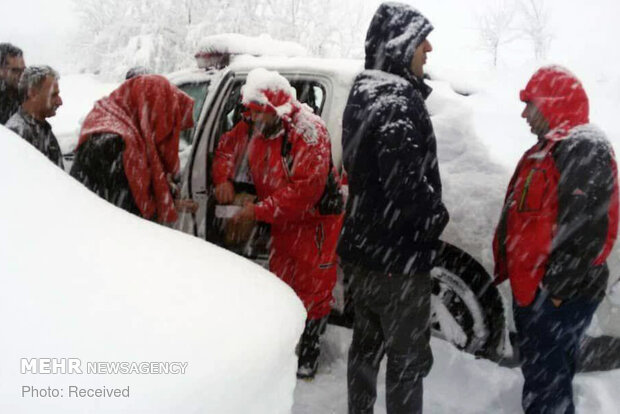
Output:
[338,2,449,274]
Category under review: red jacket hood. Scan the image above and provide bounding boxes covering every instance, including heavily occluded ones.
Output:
[241,68,297,118]
[243,88,296,118]
[520,66,589,139]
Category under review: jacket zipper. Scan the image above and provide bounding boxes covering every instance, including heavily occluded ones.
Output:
[519,170,536,211]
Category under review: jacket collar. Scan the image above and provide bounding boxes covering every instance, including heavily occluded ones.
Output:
[413,76,432,99]
[18,107,50,130]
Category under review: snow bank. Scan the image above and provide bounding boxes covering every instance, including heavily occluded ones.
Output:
[427,79,509,273]
[197,33,308,58]
[0,126,305,413]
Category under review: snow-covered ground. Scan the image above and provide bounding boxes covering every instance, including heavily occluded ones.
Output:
[294,326,620,413]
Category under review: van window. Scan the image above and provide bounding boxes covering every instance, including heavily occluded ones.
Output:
[290,81,326,115]
[177,81,210,147]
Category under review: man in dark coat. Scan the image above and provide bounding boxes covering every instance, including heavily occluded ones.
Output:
[0,43,25,124]
[493,66,618,414]
[339,3,449,413]
[6,65,64,169]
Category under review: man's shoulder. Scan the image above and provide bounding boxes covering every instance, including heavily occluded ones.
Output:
[558,124,613,156]
[551,124,615,173]
[5,111,28,134]
[350,70,422,114]
[354,70,416,95]
[289,107,328,147]
[221,120,250,141]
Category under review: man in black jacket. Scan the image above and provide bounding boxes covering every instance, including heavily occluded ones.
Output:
[339,3,448,413]
[6,65,64,169]
[0,43,25,124]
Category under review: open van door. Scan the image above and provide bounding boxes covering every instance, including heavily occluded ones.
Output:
[171,70,235,237]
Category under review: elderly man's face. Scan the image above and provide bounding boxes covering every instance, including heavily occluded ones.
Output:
[410,38,433,78]
[521,102,550,140]
[1,55,25,89]
[29,76,63,119]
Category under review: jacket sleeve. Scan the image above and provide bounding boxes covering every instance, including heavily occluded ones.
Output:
[544,137,618,299]
[493,161,524,285]
[254,128,330,223]
[212,121,249,185]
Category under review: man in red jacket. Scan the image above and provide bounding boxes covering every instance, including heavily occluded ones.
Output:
[212,68,344,380]
[493,66,618,414]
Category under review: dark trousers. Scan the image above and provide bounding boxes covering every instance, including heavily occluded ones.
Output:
[514,290,599,414]
[345,263,433,414]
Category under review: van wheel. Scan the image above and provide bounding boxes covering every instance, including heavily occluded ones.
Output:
[431,242,505,360]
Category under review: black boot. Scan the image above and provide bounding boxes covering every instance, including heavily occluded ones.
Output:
[297,316,328,380]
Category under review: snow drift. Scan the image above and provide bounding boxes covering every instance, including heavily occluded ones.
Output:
[0,126,306,413]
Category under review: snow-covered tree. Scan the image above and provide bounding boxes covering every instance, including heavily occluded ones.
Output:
[518,0,552,60]
[477,0,520,67]
[72,0,191,77]
[71,0,379,78]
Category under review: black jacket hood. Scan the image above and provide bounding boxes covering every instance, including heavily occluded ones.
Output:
[364,2,433,80]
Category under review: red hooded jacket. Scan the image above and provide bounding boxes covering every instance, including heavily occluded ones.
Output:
[493,66,618,306]
[212,82,344,319]
[78,75,194,223]
[213,89,340,225]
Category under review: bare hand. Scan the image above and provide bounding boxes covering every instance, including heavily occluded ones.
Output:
[232,202,255,223]
[166,173,180,198]
[215,182,235,204]
[175,199,199,214]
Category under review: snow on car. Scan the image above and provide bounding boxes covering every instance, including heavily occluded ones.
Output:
[167,33,620,369]
[0,126,305,413]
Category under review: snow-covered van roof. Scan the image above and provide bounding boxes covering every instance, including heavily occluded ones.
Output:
[195,33,309,69]
[227,54,362,81]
